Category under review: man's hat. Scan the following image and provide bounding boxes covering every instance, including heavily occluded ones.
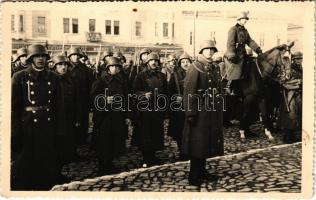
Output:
[13,47,28,62]
[67,47,83,58]
[237,11,249,21]
[26,44,50,62]
[199,40,218,54]
[52,55,71,67]
[292,51,303,60]
[146,52,160,64]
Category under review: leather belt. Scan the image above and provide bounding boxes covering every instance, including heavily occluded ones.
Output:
[25,105,50,112]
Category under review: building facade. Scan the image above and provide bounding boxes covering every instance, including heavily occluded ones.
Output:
[10,5,300,61]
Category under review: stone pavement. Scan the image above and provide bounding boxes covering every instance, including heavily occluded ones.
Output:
[52,142,301,192]
[59,120,286,182]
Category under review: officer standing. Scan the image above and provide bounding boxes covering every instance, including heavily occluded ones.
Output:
[11,47,28,76]
[68,47,94,147]
[182,40,224,186]
[132,52,168,167]
[11,44,64,190]
[168,52,191,160]
[91,57,129,175]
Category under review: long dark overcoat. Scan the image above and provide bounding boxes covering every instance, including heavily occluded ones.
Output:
[90,72,128,159]
[182,55,224,159]
[167,67,186,143]
[68,62,94,144]
[132,68,168,152]
[11,66,64,190]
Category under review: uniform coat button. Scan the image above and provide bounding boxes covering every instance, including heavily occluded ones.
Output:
[30,82,34,85]
[48,82,51,85]
[31,101,35,104]
[48,91,51,94]
[46,108,50,111]
[48,118,51,121]
[32,110,36,113]
[33,119,37,122]
[48,100,51,103]
[31,91,34,95]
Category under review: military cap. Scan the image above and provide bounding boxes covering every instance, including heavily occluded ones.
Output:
[102,49,113,60]
[146,52,160,64]
[292,51,303,60]
[178,52,192,65]
[106,57,122,68]
[13,47,28,62]
[237,11,249,20]
[67,47,83,58]
[139,48,152,57]
[52,55,71,67]
[26,44,50,62]
[199,40,218,54]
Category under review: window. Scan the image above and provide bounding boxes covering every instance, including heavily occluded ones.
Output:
[155,22,158,37]
[19,15,24,32]
[72,18,78,34]
[135,21,142,36]
[163,23,168,37]
[172,23,174,38]
[89,19,96,32]
[11,15,15,32]
[114,20,119,35]
[63,18,69,33]
[105,20,111,35]
[37,16,46,34]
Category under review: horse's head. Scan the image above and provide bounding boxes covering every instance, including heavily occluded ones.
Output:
[260,41,295,78]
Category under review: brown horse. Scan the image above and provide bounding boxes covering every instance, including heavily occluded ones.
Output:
[228,42,294,140]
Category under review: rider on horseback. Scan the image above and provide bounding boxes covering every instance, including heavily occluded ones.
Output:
[225,11,263,82]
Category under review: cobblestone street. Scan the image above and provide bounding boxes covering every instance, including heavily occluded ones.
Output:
[50,120,301,192]
[52,142,301,192]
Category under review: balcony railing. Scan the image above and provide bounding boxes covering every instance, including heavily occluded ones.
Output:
[86,32,102,42]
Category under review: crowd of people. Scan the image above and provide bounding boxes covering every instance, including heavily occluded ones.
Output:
[11,11,303,190]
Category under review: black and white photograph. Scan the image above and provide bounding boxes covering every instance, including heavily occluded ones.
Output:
[0,0,314,197]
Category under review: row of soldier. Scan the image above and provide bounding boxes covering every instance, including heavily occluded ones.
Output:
[11,42,303,190]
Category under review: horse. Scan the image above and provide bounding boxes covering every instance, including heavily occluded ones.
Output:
[224,42,294,141]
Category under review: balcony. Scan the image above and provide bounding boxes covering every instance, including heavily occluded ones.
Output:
[86,32,102,42]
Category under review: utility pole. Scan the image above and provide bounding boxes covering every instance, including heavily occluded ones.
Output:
[193,10,198,58]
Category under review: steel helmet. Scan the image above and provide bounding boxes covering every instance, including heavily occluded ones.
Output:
[199,40,218,54]
[26,44,50,62]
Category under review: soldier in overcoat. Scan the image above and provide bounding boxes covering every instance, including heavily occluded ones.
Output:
[278,52,302,143]
[182,40,224,186]
[11,44,64,190]
[53,55,81,165]
[11,47,28,76]
[68,47,94,147]
[168,52,191,160]
[225,12,263,82]
[132,52,168,167]
[91,57,129,175]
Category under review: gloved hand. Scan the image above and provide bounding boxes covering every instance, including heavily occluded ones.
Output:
[187,116,197,126]
[256,48,264,60]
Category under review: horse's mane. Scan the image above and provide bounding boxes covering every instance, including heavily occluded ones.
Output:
[263,46,279,56]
